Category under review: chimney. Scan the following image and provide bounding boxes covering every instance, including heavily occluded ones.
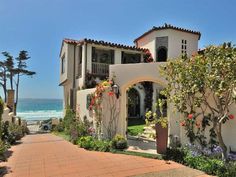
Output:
[7,90,15,113]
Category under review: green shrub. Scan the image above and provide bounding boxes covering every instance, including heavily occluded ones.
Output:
[164,148,187,163]
[63,108,76,133]
[1,122,25,144]
[93,140,111,152]
[53,122,64,132]
[22,125,30,135]
[78,136,95,150]
[69,120,90,144]
[111,134,128,150]
[0,140,6,155]
[164,146,236,177]
[8,123,23,141]
[78,136,112,152]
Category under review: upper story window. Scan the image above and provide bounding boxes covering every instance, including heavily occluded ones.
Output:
[92,47,114,64]
[121,52,141,64]
[61,55,65,74]
[181,39,187,58]
[77,46,83,77]
[156,47,167,62]
[78,46,82,65]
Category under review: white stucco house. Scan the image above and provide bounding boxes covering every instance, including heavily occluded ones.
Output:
[60,24,236,149]
[59,23,236,149]
[59,23,200,119]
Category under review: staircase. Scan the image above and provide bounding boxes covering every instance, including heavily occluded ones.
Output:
[140,124,156,140]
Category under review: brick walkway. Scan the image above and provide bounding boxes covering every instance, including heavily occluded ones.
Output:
[0,134,211,177]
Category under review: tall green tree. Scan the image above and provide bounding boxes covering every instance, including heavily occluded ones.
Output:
[161,43,236,160]
[14,51,36,113]
[2,52,14,90]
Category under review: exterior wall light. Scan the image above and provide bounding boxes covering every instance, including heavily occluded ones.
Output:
[112,84,120,99]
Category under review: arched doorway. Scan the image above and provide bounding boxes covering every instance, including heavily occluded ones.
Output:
[156,47,167,62]
[127,87,140,118]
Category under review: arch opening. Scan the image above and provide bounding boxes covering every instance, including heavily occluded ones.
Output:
[156,47,167,62]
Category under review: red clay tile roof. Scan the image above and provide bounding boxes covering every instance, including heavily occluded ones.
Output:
[63,38,147,52]
[134,23,201,43]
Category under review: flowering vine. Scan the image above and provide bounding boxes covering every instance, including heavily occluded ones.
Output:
[143,49,154,63]
[89,79,119,139]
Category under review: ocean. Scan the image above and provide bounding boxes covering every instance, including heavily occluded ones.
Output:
[17,98,63,120]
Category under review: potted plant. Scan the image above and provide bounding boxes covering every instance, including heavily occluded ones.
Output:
[145,99,168,154]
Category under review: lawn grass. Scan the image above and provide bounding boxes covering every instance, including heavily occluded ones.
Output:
[52,131,70,141]
[53,130,163,160]
[127,118,145,136]
[112,150,162,160]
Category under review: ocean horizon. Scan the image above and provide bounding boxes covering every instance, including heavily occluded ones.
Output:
[17,98,63,120]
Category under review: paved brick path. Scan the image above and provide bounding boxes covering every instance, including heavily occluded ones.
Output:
[0,134,211,177]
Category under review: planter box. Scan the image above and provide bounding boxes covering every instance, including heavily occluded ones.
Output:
[155,124,168,154]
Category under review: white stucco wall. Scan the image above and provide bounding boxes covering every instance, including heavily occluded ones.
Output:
[179,93,236,150]
[2,107,13,122]
[168,30,199,59]
[108,63,172,137]
[76,88,95,122]
[136,29,199,60]
[59,43,68,84]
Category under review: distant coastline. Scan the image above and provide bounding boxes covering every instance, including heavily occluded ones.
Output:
[17,98,63,120]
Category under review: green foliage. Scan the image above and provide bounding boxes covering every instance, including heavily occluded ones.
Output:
[21,125,30,135]
[0,98,3,117]
[77,136,111,152]
[1,121,24,144]
[145,99,168,128]
[0,98,4,138]
[161,43,236,158]
[53,122,64,132]
[127,124,144,136]
[111,134,128,150]
[8,123,24,141]
[163,147,187,163]
[63,108,76,133]
[184,152,224,175]
[0,140,6,155]
[53,131,70,141]
[77,136,95,150]
[164,147,236,177]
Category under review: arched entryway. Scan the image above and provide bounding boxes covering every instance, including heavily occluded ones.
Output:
[156,47,167,62]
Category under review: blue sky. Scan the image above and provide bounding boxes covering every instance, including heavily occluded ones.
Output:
[0,0,235,99]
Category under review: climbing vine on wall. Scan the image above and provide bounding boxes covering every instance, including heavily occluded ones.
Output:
[143,49,154,63]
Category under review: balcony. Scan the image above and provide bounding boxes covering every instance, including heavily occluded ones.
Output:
[92,62,109,76]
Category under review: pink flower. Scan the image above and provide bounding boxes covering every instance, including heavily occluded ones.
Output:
[229,114,234,120]
[108,91,114,96]
[188,114,193,119]
[180,121,186,126]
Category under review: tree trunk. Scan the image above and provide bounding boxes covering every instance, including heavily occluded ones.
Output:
[10,74,13,90]
[216,123,228,160]
[14,73,20,115]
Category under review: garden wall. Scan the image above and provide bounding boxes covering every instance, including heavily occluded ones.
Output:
[179,93,236,150]
[76,88,95,122]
